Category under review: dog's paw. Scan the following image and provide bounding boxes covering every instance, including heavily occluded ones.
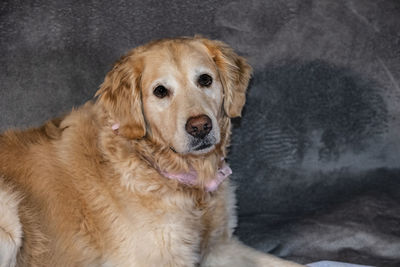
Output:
[0,181,22,267]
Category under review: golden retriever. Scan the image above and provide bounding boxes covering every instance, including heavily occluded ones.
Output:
[0,37,304,267]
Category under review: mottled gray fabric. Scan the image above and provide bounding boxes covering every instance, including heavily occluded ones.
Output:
[1,0,399,266]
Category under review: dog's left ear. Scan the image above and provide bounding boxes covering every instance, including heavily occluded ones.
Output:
[95,53,146,139]
[200,38,252,118]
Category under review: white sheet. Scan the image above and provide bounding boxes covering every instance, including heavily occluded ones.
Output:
[307,261,374,267]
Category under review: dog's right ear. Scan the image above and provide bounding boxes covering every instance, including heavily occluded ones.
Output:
[95,54,146,139]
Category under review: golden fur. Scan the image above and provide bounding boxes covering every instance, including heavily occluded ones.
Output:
[0,37,304,266]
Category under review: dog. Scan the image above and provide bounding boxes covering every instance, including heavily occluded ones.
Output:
[0,37,304,266]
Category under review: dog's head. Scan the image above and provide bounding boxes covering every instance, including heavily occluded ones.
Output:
[96,37,252,155]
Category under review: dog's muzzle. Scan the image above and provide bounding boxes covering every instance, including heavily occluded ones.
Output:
[185,115,212,139]
[185,114,217,152]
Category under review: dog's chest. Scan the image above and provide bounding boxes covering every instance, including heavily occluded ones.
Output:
[103,186,231,266]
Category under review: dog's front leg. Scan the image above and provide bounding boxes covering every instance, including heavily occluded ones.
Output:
[201,237,305,267]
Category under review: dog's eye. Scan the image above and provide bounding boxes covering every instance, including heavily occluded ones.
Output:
[153,85,169,98]
[198,74,212,87]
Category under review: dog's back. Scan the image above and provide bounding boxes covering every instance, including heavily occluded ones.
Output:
[0,117,64,178]
[0,122,60,267]
[0,118,66,266]
[0,108,109,266]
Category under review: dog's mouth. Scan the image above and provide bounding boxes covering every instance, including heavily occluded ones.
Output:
[171,127,220,155]
[191,142,215,155]
[194,143,213,151]
[189,136,216,154]
[170,142,214,155]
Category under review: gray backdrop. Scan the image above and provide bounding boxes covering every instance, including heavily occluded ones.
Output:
[1,0,400,266]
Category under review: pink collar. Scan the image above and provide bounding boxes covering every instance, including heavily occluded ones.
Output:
[161,161,232,192]
[111,123,231,192]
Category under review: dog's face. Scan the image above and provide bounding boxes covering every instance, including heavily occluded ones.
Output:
[96,37,251,155]
[140,42,224,154]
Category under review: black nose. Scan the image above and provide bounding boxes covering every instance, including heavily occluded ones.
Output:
[185,115,212,139]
